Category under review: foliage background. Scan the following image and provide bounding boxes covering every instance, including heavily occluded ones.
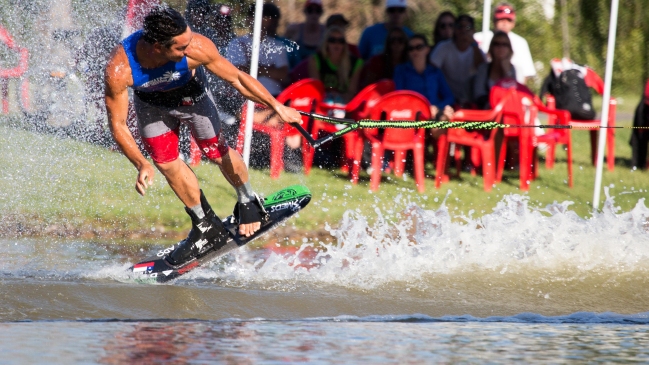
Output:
[1,0,647,96]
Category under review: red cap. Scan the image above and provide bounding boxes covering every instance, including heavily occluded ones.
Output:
[494,4,515,21]
[644,80,649,105]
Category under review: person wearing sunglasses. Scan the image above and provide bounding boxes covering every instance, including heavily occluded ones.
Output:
[308,27,363,104]
[429,14,486,108]
[359,27,409,89]
[284,0,326,62]
[393,34,455,121]
[358,0,413,61]
[225,3,288,98]
[472,31,516,109]
[432,11,455,52]
[473,2,535,84]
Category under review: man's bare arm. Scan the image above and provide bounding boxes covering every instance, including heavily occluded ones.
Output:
[187,34,285,110]
[104,46,155,195]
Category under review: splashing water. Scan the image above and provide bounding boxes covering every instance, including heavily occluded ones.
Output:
[180,191,649,292]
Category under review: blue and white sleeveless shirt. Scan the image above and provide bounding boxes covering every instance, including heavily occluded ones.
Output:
[122,30,208,106]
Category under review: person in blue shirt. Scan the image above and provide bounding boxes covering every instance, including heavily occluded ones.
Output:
[358,0,414,60]
[393,34,455,120]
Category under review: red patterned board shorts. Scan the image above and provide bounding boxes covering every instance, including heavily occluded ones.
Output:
[133,92,229,164]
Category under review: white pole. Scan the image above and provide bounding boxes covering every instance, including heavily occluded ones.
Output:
[481,0,492,52]
[592,0,619,210]
[242,0,265,167]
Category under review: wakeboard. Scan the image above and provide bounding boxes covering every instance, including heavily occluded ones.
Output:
[130,185,311,283]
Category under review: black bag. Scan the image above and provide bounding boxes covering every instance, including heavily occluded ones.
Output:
[540,68,596,120]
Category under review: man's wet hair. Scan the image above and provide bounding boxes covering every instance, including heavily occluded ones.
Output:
[142,6,188,47]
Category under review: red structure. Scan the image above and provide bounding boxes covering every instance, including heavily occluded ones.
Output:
[0,25,29,114]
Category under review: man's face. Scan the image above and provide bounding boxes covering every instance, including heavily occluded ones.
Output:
[494,19,515,33]
[454,19,474,42]
[262,16,279,36]
[386,7,406,27]
[162,27,192,62]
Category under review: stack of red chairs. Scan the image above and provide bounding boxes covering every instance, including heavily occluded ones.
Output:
[235,79,325,178]
[489,81,573,190]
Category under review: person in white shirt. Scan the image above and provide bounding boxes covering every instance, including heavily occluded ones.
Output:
[473,2,535,84]
[429,14,486,108]
[225,3,289,96]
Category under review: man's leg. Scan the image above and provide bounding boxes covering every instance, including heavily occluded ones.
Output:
[176,96,264,237]
[154,157,201,208]
[207,143,262,237]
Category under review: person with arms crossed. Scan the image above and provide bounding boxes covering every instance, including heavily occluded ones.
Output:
[104,6,302,265]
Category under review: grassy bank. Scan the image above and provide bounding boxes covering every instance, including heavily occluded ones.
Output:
[0,118,647,241]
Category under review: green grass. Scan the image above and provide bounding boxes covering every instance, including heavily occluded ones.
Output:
[0,117,647,240]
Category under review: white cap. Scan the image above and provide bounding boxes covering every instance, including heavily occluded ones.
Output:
[385,0,407,8]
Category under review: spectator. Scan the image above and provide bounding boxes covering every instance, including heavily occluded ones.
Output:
[186,0,219,47]
[186,1,237,130]
[429,14,485,108]
[226,3,299,171]
[225,3,289,97]
[359,27,408,89]
[394,34,454,120]
[284,0,326,63]
[326,14,360,58]
[432,11,455,51]
[308,26,364,104]
[358,0,414,60]
[630,80,649,170]
[472,31,516,109]
[208,4,236,52]
[474,2,536,84]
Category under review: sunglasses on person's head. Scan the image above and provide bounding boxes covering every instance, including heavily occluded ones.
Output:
[387,7,406,14]
[305,6,322,14]
[389,37,406,44]
[407,44,426,52]
[327,37,346,44]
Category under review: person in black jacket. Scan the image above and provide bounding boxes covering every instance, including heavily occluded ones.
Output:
[630,80,649,170]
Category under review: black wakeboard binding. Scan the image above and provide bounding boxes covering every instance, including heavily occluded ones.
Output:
[233,193,270,226]
[168,190,230,266]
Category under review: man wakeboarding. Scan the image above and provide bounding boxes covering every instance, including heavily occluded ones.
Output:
[104,6,302,266]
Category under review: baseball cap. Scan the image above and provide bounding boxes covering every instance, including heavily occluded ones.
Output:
[326,14,349,27]
[304,0,323,8]
[385,0,407,9]
[494,4,515,21]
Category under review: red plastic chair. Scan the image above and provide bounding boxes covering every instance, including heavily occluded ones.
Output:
[311,79,396,174]
[448,90,512,192]
[544,64,616,171]
[350,90,431,192]
[235,79,324,178]
[490,82,573,190]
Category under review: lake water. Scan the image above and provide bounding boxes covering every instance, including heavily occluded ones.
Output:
[2,194,649,363]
